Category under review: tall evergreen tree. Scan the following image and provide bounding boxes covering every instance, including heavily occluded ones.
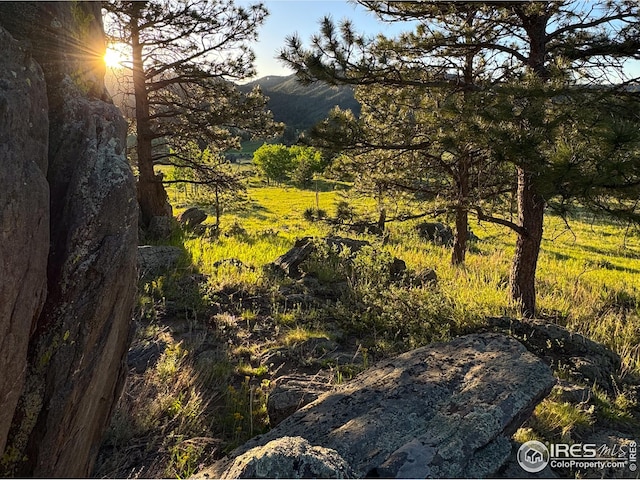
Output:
[103,0,278,227]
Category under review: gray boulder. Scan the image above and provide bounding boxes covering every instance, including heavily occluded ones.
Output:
[138,245,185,278]
[217,333,555,478]
[178,207,208,228]
[220,436,355,479]
[416,222,454,246]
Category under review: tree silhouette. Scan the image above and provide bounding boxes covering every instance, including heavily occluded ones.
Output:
[104,0,278,228]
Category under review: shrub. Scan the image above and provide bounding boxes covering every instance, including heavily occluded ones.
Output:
[334,200,355,223]
[303,207,327,222]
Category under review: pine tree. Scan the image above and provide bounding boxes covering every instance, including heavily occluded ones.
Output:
[281,0,640,316]
[103,0,278,228]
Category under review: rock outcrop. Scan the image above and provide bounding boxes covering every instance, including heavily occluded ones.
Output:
[0,3,137,477]
[202,333,555,479]
[0,26,49,457]
[221,436,355,479]
[488,317,622,393]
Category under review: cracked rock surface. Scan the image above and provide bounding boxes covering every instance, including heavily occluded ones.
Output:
[200,333,555,478]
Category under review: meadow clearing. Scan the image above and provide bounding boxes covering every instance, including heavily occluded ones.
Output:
[96,167,640,478]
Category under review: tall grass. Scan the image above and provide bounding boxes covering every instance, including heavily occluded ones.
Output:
[177,184,639,373]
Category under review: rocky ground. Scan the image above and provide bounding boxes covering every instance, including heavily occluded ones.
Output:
[95,236,640,479]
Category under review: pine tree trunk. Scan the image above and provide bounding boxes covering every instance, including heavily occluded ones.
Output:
[451,154,470,266]
[452,206,468,266]
[130,5,171,227]
[510,167,545,318]
[215,185,221,228]
[509,8,549,318]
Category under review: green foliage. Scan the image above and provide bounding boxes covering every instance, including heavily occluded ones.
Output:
[253,144,294,183]
[219,378,270,451]
[252,144,324,186]
[527,398,594,443]
[303,207,327,222]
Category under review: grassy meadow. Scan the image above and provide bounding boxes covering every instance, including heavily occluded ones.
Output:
[171,178,639,371]
[96,171,640,478]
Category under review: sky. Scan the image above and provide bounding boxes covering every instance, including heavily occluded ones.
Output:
[240,0,415,79]
[241,0,640,82]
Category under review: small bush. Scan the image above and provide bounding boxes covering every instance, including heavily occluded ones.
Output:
[303,207,327,222]
[334,200,355,223]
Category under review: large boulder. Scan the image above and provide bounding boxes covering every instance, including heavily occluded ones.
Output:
[206,333,555,478]
[0,26,49,456]
[0,3,137,477]
[221,436,355,479]
[178,207,208,228]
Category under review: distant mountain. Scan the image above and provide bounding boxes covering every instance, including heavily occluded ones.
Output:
[239,74,360,131]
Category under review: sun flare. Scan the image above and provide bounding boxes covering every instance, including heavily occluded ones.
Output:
[104,47,125,68]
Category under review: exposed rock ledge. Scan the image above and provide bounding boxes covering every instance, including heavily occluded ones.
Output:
[197,333,555,478]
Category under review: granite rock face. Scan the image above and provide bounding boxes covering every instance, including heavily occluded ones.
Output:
[0,3,137,477]
[0,26,49,457]
[211,333,555,479]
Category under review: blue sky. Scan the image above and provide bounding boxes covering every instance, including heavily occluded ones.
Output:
[242,0,640,81]
[242,0,415,78]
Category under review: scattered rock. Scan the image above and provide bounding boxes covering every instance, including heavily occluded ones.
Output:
[324,236,370,253]
[298,274,321,291]
[283,293,316,305]
[148,215,174,241]
[553,380,592,404]
[178,207,207,228]
[213,258,248,269]
[128,340,168,374]
[138,245,184,278]
[216,333,555,479]
[409,268,439,286]
[219,436,355,479]
[416,222,454,246]
[267,373,334,427]
[345,221,384,236]
[390,257,407,279]
[488,317,621,394]
[270,236,397,279]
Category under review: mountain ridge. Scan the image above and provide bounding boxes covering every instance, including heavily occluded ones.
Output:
[239,74,360,131]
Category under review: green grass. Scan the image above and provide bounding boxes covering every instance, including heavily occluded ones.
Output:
[172,182,640,372]
[99,178,640,477]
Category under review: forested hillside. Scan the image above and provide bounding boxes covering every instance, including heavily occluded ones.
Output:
[239,74,360,131]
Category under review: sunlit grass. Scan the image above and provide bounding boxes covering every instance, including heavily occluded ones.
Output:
[171,181,639,373]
